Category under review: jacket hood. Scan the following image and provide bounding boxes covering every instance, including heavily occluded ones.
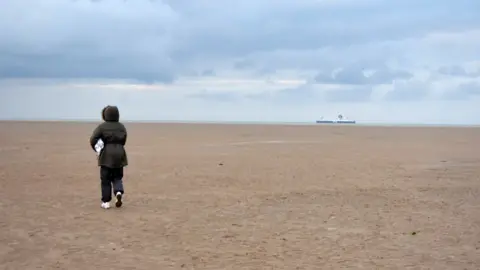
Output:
[102,105,120,122]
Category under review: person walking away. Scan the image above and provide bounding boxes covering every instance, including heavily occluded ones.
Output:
[89,105,128,209]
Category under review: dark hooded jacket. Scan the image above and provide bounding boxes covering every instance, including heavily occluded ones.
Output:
[89,106,128,168]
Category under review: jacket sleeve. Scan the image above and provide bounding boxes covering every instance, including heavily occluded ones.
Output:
[89,125,103,151]
[121,124,127,145]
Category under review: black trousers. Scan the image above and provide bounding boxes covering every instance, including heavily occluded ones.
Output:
[100,166,124,202]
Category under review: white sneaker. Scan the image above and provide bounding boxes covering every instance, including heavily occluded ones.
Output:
[101,202,111,209]
[115,192,123,208]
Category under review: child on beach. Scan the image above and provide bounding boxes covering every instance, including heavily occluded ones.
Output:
[89,105,129,209]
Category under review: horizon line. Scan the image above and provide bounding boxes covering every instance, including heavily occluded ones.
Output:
[0,118,479,128]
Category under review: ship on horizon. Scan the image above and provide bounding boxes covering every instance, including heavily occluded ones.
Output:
[316,114,356,124]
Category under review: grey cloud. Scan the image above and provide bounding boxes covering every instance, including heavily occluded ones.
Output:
[457,82,480,97]
[0,86,117,120]
[437,65,479,77]
[315,64,412,85]
[167,0,480,59]
[272,84,318,103]
[371,70,413,83]
[383,80,480,102]
[443,82,480,100]
[0,56,176,84]
[181,69,217,77]
[0,1,180,83]
[0,0,479,81]
[383,81,429,101]
[244,83,318,104]
[188,90,239,102]
[246,83,373,104]
[201,69,215,76]
[324,87,373,102]
[234,60,255,70]
[438,65,468,76]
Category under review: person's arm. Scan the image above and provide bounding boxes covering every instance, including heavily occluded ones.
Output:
[89,125,103,151]
[121,124,127,146]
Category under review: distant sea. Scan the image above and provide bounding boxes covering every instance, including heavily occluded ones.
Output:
[1,118,478,128]
[123,120,480,128]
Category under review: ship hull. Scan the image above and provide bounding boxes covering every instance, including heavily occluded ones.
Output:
[316,120,356,124]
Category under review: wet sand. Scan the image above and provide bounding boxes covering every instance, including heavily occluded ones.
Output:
[0,121,479,269]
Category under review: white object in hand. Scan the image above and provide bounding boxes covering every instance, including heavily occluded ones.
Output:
[95,139,104,156]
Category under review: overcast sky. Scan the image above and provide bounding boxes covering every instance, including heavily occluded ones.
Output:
[1,0,479,124]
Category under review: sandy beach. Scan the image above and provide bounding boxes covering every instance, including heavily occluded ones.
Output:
[0,121,479,269]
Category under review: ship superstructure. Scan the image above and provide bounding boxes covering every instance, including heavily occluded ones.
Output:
[316,114,356,124]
